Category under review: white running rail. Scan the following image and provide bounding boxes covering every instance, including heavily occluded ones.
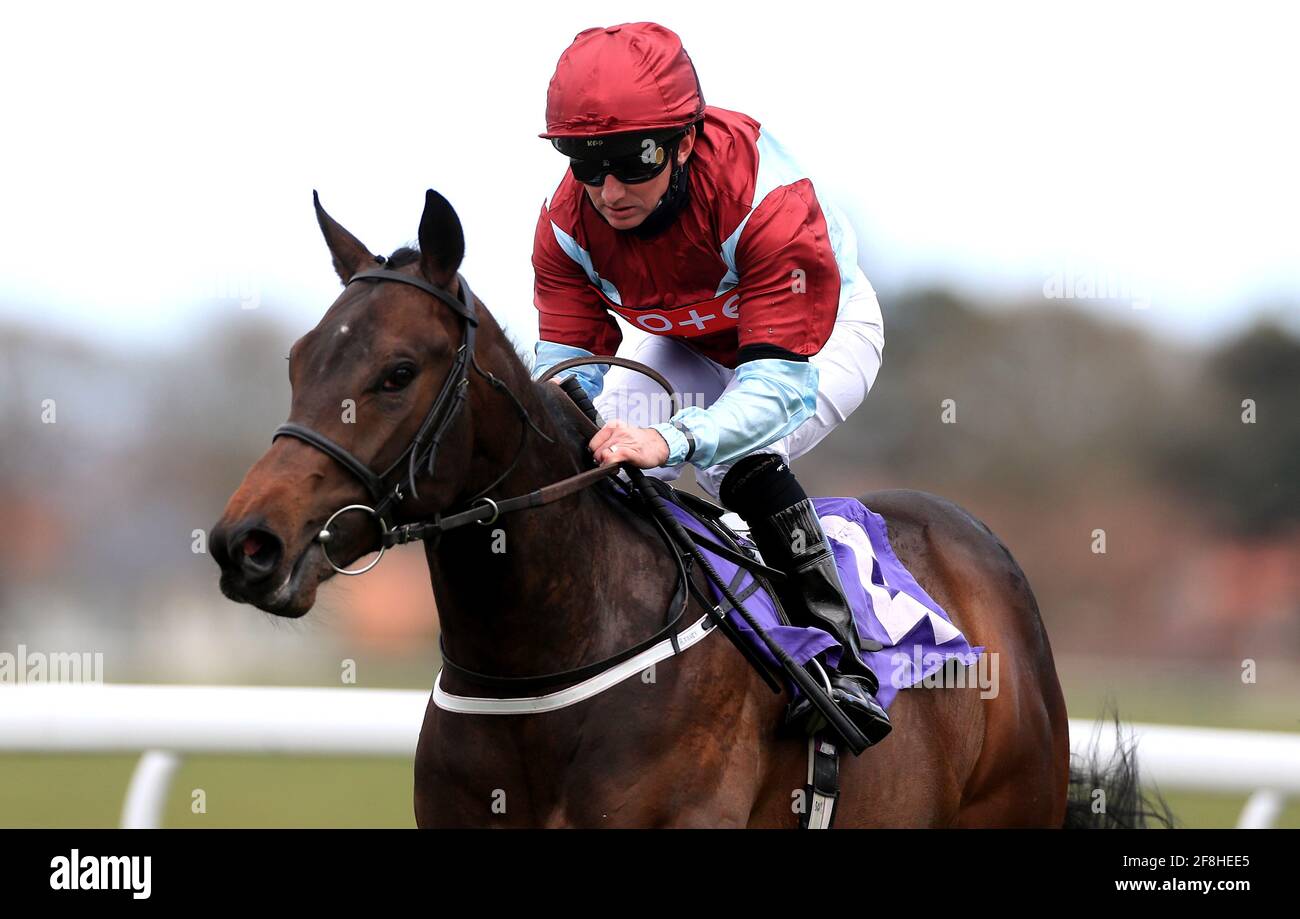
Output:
[2,683,1297,828]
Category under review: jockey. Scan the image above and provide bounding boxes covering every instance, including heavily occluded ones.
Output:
[531,22,891,747]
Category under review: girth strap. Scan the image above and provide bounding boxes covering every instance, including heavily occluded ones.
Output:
[801,735,841,829]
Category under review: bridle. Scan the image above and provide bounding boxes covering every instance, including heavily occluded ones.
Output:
[272,264,593,575]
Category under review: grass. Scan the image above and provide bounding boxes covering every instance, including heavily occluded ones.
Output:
[3,754,416,828]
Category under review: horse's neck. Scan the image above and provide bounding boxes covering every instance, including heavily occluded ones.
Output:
[426,341,680,682]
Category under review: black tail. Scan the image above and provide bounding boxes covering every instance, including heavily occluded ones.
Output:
[1063,703,1178,829]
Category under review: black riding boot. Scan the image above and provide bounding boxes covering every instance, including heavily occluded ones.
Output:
[719,455,892,748]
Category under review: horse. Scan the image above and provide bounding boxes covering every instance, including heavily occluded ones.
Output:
[211,189,1157,828]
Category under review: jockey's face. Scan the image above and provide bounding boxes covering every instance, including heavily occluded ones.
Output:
[584,127,695,230]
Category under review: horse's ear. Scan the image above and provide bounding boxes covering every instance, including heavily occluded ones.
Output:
[417,189,465,288]
[313,190,373,284]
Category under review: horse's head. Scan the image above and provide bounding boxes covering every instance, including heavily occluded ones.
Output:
[212,189,482,617]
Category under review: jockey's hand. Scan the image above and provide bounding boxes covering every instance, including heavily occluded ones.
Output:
[590,418,670,469]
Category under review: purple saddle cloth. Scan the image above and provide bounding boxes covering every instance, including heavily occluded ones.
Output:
[664,496,983,710]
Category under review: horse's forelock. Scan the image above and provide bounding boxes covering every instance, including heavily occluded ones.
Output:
[383,246,422,269]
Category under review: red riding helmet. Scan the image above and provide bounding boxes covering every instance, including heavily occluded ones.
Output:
[541,22,706,140]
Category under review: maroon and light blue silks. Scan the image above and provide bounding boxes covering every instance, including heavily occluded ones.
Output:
[664,497,984,710]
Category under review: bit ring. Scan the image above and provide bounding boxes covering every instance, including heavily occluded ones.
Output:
[317,504,388,575]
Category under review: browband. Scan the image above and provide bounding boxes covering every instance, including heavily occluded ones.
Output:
[347,268,478,325]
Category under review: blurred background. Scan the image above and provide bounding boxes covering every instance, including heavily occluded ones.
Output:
[1,0,1296,827]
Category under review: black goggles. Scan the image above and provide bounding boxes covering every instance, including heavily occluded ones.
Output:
[555,131,685,186]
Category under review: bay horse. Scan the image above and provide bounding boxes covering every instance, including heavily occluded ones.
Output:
[212,189,1155,828]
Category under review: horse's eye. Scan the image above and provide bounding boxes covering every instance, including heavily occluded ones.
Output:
[382,365,416,392]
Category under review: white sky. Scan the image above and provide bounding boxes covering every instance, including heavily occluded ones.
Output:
[1,0,1297,353]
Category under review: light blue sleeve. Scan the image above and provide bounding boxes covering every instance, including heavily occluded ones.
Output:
[649,358,819,468]
[531,340,609,401]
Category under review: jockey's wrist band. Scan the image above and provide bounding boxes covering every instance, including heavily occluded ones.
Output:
[532,340,607,401]
[670,420,697,462]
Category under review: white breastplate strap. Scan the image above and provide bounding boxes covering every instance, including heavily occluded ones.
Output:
[433,612,720,715]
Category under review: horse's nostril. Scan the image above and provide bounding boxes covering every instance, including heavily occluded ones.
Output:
[241,532,267,558]
[229,524,283,582]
